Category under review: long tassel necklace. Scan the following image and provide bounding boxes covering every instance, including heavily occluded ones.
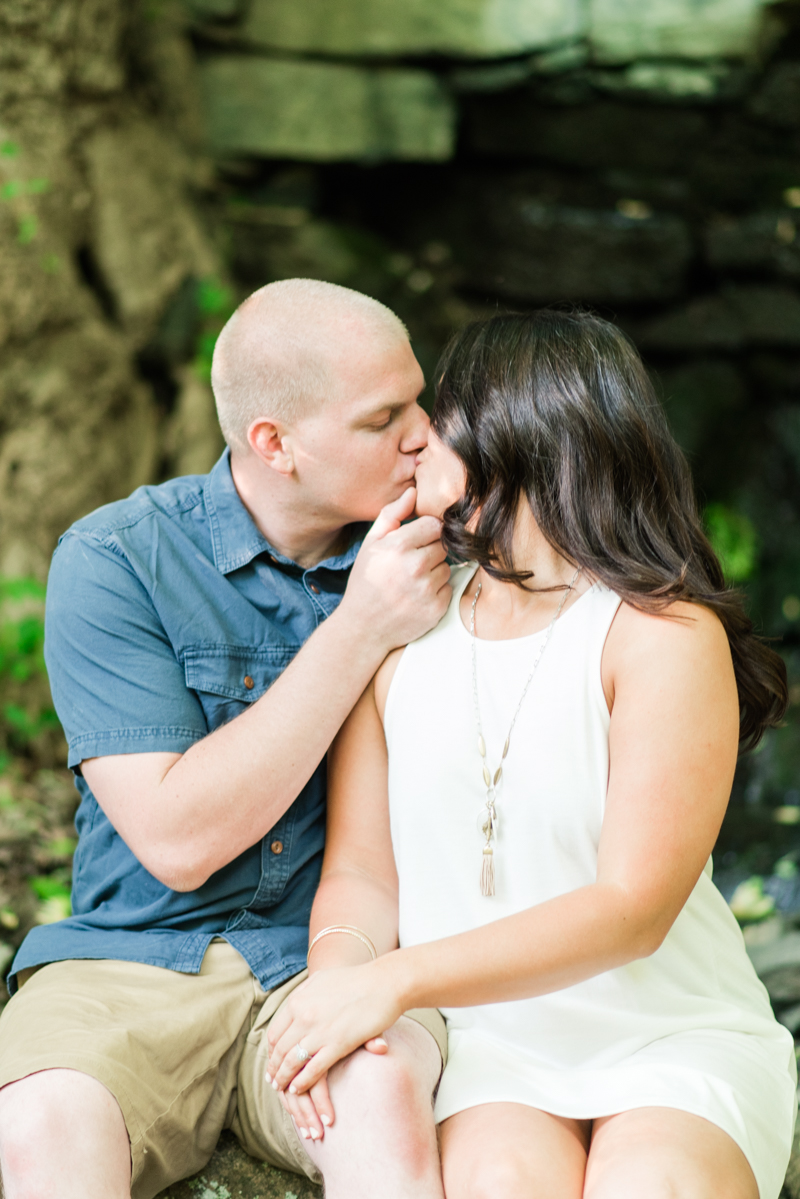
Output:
[470,566,582,897]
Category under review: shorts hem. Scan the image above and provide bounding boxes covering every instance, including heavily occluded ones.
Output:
[0,1050,142,1165]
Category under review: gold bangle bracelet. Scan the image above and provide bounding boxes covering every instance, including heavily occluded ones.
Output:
[307,924,378,963]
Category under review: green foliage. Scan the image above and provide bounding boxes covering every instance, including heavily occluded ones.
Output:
[0,141,20,158]
[0,578,61,761]
[704,503,758,583]
[16,214,37,244]
[193,277,236,383]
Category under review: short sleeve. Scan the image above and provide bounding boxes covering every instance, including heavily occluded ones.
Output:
[45,532,208,768]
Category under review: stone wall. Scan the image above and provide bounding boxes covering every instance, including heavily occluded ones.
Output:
[189,0,800,646]
[0,0,224,580]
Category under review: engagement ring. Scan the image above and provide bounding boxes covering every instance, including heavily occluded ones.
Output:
[294,1043,311,1064]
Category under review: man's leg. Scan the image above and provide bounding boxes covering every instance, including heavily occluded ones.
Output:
[301,1016,444,1199]
[0,1068,131,1199]
[236,1001,446,1199]
[0,946,265,1199]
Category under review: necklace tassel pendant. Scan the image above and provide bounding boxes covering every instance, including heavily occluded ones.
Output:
[480,845,495,897]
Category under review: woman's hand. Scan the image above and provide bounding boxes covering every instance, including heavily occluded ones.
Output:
[266,961,402,1094]
[277,1035,389,1142]
[278,1072,334,1142]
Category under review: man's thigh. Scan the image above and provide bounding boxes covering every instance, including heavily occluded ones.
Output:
[234,980,448,1186]
[0,944,263,1199]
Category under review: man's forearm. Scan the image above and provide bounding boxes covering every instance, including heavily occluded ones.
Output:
[157,608,390,887]
[85,607,387,891]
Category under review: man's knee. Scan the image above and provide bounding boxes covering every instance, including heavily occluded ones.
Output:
[331,1020,440,1118]
[333,1042,431,1112]
[0,1070,130,1192]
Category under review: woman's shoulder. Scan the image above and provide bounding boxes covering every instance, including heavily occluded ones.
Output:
[602,596,734,708]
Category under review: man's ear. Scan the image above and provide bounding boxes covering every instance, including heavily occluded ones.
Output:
[247,418,295,476]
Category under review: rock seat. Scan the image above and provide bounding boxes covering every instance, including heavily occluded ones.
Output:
[157,1131,321,1199]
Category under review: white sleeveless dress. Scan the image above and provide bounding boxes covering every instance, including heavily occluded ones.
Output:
[384,565,797,1199]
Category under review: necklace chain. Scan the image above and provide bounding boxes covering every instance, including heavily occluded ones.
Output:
[470,566,582,897]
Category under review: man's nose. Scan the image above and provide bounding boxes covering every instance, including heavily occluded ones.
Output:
[402,404,430,453]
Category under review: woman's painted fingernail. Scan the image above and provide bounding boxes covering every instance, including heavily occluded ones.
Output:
[271,1080,278,1091]
[265,1073,272,1084]
[310,1128,320,1140]
[320,1114,332,1126]
[289,1084,297,1094]
[299,1127,309,1139]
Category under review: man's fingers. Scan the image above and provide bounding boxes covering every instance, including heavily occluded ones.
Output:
[363,487,417,544]
[432,562,452,593]
[415,540,448,572]
[394,514,445,551]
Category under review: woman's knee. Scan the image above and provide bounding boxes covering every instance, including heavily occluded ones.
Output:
[443,1152,539,1199]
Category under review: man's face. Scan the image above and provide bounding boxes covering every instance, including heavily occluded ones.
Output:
[286,337,429,524]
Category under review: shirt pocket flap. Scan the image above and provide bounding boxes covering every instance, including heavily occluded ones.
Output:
[183,645,299,703]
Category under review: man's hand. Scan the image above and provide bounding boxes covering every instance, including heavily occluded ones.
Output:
[340,487,451,653]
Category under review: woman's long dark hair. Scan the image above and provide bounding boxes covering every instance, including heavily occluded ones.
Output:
[432,309,786,752]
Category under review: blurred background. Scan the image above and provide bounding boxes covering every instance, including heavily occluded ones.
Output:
[1,0,800,1022]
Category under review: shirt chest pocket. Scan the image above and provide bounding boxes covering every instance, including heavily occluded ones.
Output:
[183,644,300,733]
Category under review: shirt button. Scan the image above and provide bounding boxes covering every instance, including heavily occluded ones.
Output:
[309,583,320,594]
[243,675,254,690]
[270,840,284,855]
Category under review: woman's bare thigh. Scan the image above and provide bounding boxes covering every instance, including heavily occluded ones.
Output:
[439,1102,591,1199]
[584,1107,759,1199]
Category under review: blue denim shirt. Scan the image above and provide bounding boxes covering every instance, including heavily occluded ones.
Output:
[8,451,366,993]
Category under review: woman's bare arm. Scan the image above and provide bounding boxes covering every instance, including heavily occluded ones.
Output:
[304,647,405,975]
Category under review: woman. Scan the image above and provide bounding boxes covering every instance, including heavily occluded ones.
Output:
[266,310,797,1198]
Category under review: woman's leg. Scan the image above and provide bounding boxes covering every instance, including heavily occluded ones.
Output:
[584,1107,759,1199]
[439,1103,590,1199]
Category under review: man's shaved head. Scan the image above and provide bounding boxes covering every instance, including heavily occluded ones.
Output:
[211,278,409,451]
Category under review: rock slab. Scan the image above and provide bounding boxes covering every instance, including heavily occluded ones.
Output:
[157,1131,320,1199]
[588,0,768,63]
[241,0,584,58]
[199,56,455,161]
[237,0,769,63]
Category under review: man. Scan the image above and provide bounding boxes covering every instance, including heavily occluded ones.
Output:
[0,280,451,1199]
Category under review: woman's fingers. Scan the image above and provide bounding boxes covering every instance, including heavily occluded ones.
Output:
[364,1035,389,1054]
[309,1074,335,1127]
[268,1028,314,1090]
[280,1086,325,1142]
[287,1045,341,1095]
[266,982,308,1050]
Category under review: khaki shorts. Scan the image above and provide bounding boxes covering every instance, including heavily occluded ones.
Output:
[0,941,447,1199]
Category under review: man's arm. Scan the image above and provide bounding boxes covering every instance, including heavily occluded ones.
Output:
[81,490,450,892]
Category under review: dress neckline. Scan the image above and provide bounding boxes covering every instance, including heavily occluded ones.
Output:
[453,562,597,645]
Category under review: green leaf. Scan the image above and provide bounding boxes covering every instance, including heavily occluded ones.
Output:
[29,875,71,901]
[704,503,758,583]
[0,180,23,200]
[0,578,46,601]
[17,214,38,244]
[0,141,20,157]
[196,278,234,318]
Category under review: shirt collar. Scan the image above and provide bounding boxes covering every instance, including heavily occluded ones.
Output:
[203,450,367,576]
